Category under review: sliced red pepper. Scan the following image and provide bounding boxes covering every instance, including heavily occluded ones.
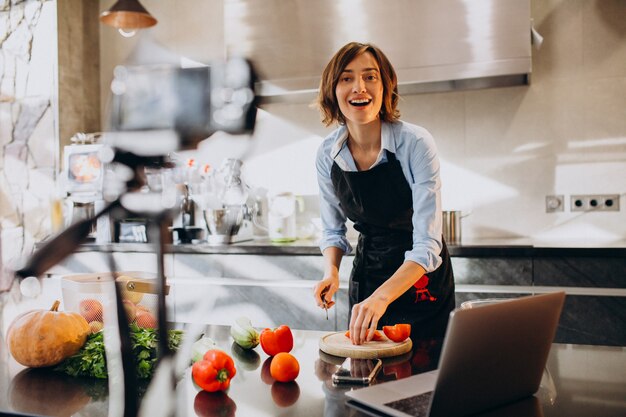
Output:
[382,324,412,343]
[260,325,294,356]
[192,349,237,392]
[344,329,385,341]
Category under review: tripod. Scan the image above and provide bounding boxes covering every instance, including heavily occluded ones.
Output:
[14,59,259,417]
[15,152,182,417]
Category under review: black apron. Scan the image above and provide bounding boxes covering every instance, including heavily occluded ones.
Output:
[331,151,455,337]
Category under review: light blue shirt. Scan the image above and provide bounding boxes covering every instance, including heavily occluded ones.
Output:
[316,121,443,273]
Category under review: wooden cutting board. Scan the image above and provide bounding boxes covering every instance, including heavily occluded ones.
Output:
[319,331,412,359]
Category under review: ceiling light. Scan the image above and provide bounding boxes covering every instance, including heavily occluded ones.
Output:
[100,0,157,37]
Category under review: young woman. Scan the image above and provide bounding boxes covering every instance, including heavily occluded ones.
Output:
[313,42,455,345]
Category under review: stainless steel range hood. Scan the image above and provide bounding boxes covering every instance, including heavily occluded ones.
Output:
[225,0,532,103]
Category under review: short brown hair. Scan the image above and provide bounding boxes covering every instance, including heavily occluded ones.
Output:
[317,42,400,126]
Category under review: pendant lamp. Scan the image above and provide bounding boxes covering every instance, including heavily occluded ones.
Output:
[100,0,157,37]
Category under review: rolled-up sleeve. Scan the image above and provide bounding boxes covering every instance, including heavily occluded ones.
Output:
[403,130,443,272]
[316,139,353,255]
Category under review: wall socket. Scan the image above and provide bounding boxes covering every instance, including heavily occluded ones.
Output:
[570,194,621,212]
[545,195,564,213]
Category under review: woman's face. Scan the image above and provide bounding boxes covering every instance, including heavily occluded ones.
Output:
[335,51,384,127]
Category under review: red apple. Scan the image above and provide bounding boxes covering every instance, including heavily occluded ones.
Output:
[79,299,103,323]
[136,304,152,314]
[122,300,137,322]
[135,311,157,329]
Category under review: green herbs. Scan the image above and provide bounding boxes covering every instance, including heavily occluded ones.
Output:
[130,324,183,379]
[56,324,184,379]
[56,330,108,378]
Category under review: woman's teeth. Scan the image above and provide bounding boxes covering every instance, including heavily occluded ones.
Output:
[349,99,371,107]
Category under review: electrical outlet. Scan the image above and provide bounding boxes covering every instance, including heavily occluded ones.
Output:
[545,195,564,213]
[570,194,621,212]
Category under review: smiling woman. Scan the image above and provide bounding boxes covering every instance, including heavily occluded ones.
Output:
[317,43,399,128]
[312,42,456,346]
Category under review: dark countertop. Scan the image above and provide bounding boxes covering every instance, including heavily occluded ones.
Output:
[2,324,625,417]
[74,237,626,257]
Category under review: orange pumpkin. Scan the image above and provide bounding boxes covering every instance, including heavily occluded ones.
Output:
[7,300,90,367]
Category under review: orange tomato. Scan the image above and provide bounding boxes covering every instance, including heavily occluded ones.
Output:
[382,324,411,343]
[269,352,300,382]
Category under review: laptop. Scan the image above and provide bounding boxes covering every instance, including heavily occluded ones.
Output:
[345,291,566,417]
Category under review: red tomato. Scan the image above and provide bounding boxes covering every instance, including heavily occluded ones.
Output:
[382,324,411,343]
[270,352,300,382]
[192,350,237,392]
[344,329,385,342]
[260,325,294,356]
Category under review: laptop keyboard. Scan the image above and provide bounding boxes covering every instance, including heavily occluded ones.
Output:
[384,391,433,417]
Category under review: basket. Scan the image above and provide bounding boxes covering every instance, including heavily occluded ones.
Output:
[61,271,170,333]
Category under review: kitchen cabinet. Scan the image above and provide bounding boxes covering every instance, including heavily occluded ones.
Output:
[533,256,626,346]
[49,251,352,331]
[451,256,533,307]
[46,241,626,345]
[168,254,353,332]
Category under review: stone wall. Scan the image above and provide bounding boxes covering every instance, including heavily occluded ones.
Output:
[0,0,57,269]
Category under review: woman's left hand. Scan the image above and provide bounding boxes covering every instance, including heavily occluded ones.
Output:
[349,295,389,345]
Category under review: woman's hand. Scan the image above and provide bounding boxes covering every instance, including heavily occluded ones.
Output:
[349,295,389,345]
[349,262,426,345]
[313,276,339,310]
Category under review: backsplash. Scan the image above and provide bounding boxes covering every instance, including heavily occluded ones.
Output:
[215,0,626,243]
[119,0,625,244]
[2,0,623,260]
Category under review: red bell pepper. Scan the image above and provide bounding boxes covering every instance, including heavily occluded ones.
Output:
[192,349,237,392]
[260,325,294,356]
[344,329,385,342]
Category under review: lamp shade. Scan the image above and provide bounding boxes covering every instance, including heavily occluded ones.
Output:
[100,0,157,30]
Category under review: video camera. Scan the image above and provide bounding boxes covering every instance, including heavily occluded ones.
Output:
[105,57,258,157]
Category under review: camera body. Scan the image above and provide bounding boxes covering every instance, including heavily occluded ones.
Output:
[106,58,258,156]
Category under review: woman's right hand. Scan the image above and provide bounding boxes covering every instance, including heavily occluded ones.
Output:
[313,276,339,309]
